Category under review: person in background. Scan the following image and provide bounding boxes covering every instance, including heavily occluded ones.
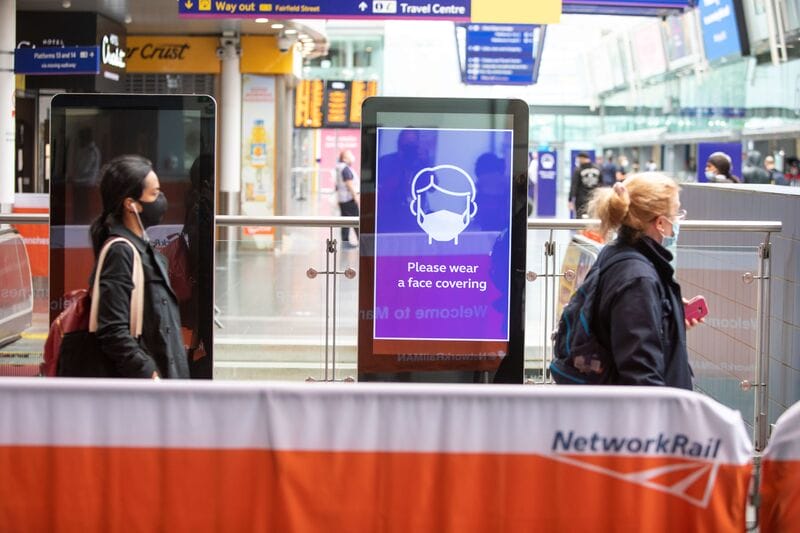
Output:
[742,150,770,184]
[569,152,601,218]
[617,155,630,181]
[785,156,800,186]
[89,155,189,379]
[599,150,618,186]
[764,155,786,185]
[705,152,740,183]
[645,160,658,172]
[71,127,102,223]
[582,173,696,389]
[527,152,537,216]
[335,149,360,248]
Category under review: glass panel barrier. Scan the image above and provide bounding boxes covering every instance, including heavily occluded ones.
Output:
[213,226,331,381]
[524,228,577,383]
[331,241,359,382]
[0,214,780,447]
[678,244,761,435]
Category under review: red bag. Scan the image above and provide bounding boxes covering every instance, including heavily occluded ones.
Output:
[41,289,90,377]
[41,238,144,377]
[160,233,193,304]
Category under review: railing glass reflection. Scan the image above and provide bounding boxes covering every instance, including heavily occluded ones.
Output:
[0,214,781,449]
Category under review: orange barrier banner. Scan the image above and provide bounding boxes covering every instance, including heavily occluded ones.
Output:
[760,400,800,533]
[0,380,752,532]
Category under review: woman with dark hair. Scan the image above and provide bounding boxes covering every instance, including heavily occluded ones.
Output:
[89,154,189,379]
[705,152,740,183]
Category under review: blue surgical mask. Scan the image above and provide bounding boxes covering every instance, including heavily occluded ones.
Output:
[661,220,680,271]
[704,171,717,181]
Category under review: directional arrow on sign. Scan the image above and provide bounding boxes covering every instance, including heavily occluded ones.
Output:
[358,1,368,11]
[185,0,194,8]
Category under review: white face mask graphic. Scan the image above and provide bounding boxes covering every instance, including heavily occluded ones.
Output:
[416,194,471,244]
[409,165,478,245]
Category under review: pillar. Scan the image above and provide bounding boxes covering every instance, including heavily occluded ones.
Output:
[0,0,15,212]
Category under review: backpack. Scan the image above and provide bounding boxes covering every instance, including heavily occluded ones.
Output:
[550,250,644,384]
[41,237,144,377]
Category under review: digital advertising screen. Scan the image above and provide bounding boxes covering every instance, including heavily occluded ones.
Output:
[698,0,749,62]
[49,94,216,378]
[358,98,529,383]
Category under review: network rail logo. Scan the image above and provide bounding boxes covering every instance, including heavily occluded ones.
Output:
[550,430,724,508]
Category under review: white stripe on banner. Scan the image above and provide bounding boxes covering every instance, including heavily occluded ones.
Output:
[0,379,752,464]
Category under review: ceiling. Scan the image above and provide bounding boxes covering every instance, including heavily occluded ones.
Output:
[16,0,323,37]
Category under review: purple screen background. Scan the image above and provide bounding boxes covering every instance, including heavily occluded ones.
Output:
[374,127,513,341]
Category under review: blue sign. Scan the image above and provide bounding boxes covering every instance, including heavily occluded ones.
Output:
[464,24,539,85]
[14,46,100,75]
[697,0,743,61]
[536,150,557,217]
[179,0,469,20]
[697,142,742,183]
[563,0,688,16]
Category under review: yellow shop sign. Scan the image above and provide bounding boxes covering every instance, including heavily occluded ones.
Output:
[126,36,221,74]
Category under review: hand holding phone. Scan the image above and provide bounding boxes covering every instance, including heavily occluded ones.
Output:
[684,296,709,322]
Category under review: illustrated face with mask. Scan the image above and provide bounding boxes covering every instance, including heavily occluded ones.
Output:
[409,165,478,245]
[657,196,685,271]
[129,171,168,240]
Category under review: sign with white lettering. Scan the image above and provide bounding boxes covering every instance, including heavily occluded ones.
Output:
[462,24,542,85]
[14,46,100,75]
[179,0,470,20]
[536,150,557,217]
[697,0,748,62]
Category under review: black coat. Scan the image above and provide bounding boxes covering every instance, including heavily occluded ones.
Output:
[592,227,693,390]
[93,225,189,379]
[569,163,602,218]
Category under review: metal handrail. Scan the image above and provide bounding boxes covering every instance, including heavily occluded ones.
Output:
[216,215,358,228]
[0,213,784,234]
[0,213,49,224]
[527,219,783,232]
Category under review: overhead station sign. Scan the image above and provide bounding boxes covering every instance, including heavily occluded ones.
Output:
[179,0,470,20]
[562,0,689,16]
[697,0,749,62]
[14,46,100,75]
[463,24,541,85]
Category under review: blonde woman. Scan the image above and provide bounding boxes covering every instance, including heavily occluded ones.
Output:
[583,173,694,389]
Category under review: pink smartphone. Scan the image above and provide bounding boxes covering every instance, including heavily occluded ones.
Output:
[684,296,709,321]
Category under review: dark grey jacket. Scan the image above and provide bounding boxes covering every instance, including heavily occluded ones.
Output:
[94,225,189,379]
[593,227,693,390]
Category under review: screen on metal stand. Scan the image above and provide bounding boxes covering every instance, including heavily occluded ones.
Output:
[358,97,529,383]
[49,94,216,378]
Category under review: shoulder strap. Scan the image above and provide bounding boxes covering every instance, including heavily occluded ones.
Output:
[88,237,145,338]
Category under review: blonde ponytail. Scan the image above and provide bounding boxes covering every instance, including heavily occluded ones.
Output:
[588,181,631,239]
[589,173,679,240]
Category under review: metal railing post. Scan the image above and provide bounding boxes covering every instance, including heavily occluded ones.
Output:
[331,229,338,381]
[323,229,333,381]
[543,230,556,383]
[753,235,773,451]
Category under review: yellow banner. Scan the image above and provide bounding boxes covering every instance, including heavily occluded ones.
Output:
[15,75,24,90]
[471,0,561,24]
[240,36,294,75]
[126,36,220,74]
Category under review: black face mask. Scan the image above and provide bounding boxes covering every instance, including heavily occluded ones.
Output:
[135,192,168,229]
